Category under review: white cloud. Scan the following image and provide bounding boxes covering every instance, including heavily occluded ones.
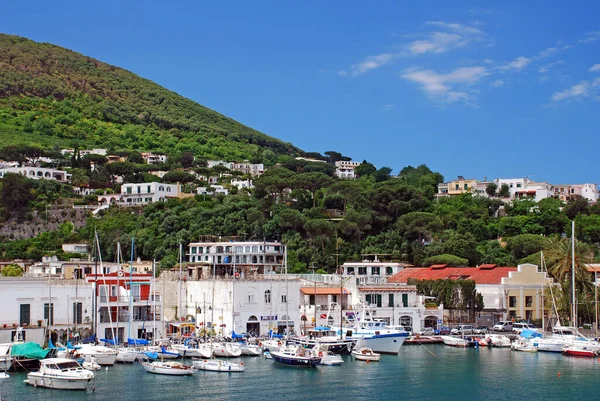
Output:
[407,32,466,54]
[578,31,600,44]
[551,77,600,102]
[425,21,484,35]
[538,60,564,73]
[537,47,558,58]
[590,64,600,73]
[338,53,396,77]
[499,56,531,71]
[401,66,488,103]
[491,79,505,87]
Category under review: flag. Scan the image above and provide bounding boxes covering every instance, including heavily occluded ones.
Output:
[320,314,327,319]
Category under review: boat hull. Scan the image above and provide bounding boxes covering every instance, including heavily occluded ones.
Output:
[193,359,245,372]
[349,333,407,354]
[25,374,91,390]
[271,352,320,368]
[141,361,197,375]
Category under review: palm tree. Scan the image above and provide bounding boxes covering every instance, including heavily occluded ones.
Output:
[543,235,594,324]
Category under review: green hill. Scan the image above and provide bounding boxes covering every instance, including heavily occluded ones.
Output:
[0,33,301,160]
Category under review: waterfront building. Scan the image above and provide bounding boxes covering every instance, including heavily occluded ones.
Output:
[0,277,91,344]
[86,270,162,342]
[500,263,549,323]
[186,239,285,276]
[341,259,409,284]
[436,176,478,197]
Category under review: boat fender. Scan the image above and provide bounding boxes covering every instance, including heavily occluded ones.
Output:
[318,352,323,357]
[258,342,262,347]
[278,341,282,346]
[240,361,244,366]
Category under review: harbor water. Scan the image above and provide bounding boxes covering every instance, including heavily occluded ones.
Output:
[2,345,599,400]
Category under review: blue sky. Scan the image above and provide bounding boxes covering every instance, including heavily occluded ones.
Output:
[3,1,600,183]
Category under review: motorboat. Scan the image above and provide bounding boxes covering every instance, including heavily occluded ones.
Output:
[351,347,381,362]
[264,351,273,359]
[261,338,284,353]
[563,341,600,357]
[115,347,138,363]
[239,343,262,356]
[330,308,408,354]
[82,356,102,371]
[511,338,537,352]
[318,351,344,366]
[271,345,321,368]
[192,358,245,372]
[485,334,512,348]
[535,326,594,353]
[292,327,353,355]
[440,336,470,347]
[140,359,197,375]
[24,358,94,390]
[212,342,242,358]
[171,343,211,358]
[0,345,13,371]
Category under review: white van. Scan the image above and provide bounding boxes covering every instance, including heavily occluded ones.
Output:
[493,321,513,332]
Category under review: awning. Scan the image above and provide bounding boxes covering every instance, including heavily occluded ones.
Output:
[300,287,351,295]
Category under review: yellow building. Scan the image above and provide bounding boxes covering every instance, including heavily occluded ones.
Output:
[501,263,549,323]
[437,176,478,196]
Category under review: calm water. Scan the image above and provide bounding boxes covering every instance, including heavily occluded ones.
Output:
[2,345,599,401]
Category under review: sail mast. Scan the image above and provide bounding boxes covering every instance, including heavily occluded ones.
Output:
[284,245,289,339]
[571,220,576,327]
[128,237,134,341]
[153,259,157,342]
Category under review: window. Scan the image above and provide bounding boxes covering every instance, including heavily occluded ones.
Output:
[264,290,271,304]
[455,184,459,190]
[20,304,30,325]
[111,285,118,297]
[99,285,108,303]
[365,294,372,304]
[248,294,255,304]
[147,185,151,193]
[464,183,468,190]
[386,267,393,275]
[131,285,140,302]
[347,267,354,274]
[402,294,408,307]
[281,294,287,303]
[309,295,315,305]
[372,266,380,275]
[509,296,517,308]
[516,183,522,188]
[525,296,533,307]
[358,267,367,275]
[73,302,83,324]
[388,294,394,307]
[126,186,132,194]
[44,303,54,326]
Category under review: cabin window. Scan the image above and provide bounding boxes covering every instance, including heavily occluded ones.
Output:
[44,303,54,326]
[264,290,271,304]
[19,304,30,326]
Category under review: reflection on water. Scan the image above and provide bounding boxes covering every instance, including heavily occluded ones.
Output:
[3,345,600,401]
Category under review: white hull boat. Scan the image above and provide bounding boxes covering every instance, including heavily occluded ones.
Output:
[75,344,118,366]
[25,358,94,390]
[485,334,512,348]
[171,344,209,358]
[116,348,138,363]
[193,358,245,372]
[441,336,469,347]
[511,339,537,352]
[141,360,197,375]
[240,344,262,356]
[318,351,344,366]
[351,347,381,362]
[212,343,242,358]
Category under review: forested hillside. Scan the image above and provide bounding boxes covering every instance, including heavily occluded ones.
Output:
[0,33,300,160]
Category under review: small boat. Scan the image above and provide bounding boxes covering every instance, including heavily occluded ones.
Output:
[239,343,262,356]
[264,351,273,359]
[82,356,102,371]
[440,336,470,347]
[563,341,600,357]
[485,334,512,348]
[351,347,381,362]
[24,358,94,390]
[74,343,118,366]
[140,359,197,375]
[0,345,13,371]
[271,346,321,368]
[318,351,344,366]
[192,358,245,372]
[511,338,537,352]
[116,348,138,363]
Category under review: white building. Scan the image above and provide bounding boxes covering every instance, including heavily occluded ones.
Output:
[185,277,300,337]
[197,185,228,196]
[98,182,184,206]
[230,179,254,190]
[61,148,107,157]
[0,167,71,183]
[0,277,92,344]
[231,162,264,177]
[342,260,409,284]
[187,240,284,276]
[207,161,233,169]
[494,178,553,201]
[335,160,361,179]
[141,153,167,165]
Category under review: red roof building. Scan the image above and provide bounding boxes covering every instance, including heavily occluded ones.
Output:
[388,264,517,285]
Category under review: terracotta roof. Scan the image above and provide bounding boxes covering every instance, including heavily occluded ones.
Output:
[585,264,600,273]
[388,266,517,285]
[300,287,351,295]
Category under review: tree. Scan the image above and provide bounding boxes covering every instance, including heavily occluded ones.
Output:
[291,172,333,208]
[354,160,376,177]
[422,254,469,267]
[1,264,23,276]
[564,196,589,220]
[373,167,392,182]
[498,184,510,198]
[485,182,497,198]
[0,173,35,219]
[505,234,545,260]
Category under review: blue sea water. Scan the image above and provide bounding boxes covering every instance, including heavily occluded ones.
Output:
[2,345,599,401]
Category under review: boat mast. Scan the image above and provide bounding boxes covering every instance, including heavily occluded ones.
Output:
[93,232,98,342]
[571,220,577,327]
[178,243,183,322]
[284,245,289,339]
[153,259,157,342]
[541,251,545,334]
[129,238,134,341]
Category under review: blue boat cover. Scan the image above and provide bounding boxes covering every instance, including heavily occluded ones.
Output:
[128,338,149,345]
[100,338,119,345]
[520,329,543,339]
[67,341,81,349]
[231,331,245,339]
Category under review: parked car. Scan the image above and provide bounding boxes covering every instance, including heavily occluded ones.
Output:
[418,327,440,336]
[438,326,451,335]
[473,326,489,334]
[451,325,474,335]
[492,321,513,332]
[512,323,538,334]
